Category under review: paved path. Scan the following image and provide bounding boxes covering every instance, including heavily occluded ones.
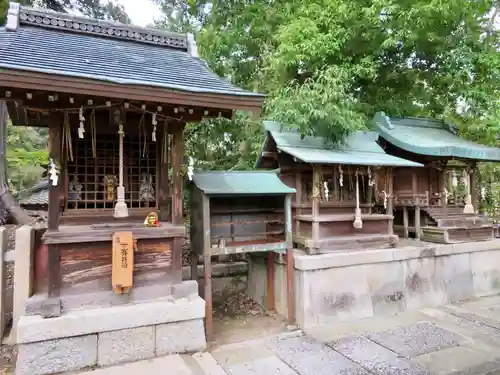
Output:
[77,296,500,375]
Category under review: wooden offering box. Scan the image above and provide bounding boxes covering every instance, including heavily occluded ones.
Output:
[190,170,296,341]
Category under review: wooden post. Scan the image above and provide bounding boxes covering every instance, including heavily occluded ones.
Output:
[295,171,302,234]
[0,227,6,340]
[267,252,275,311]
[403,206,409,238]
[470,163,477,213]
[204,254,213,342]
[172,123,184,225]
[285,195,295,326]
[201,194,212,341]
[158,123,170,222]
[312,166,321,244]
[387,168,394,235]
[440,169,448,218]
[48,116,62,230]
[415,206,421,240]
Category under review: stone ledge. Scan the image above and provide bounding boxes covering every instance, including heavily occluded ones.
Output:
[25,280,199,315]
[17,296,205,344]
[293,240,500,271]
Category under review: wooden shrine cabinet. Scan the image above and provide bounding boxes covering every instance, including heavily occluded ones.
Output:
[189,171,296,341]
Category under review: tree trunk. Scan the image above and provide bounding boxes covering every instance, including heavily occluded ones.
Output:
[0,101,35,225]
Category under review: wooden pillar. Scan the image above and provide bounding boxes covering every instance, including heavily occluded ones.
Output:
[312,166,321,244]
[295,171,302,235]
[387,168,394,235]
[158,123,170,222]
[440,169,448,218]
[285,195,295,326]
[403,206,409,238]
[470,163,477,213]
[267,252,275,311]
[44,115,62,317]
[411,169,418,197]
[48,116,62,230]
[415,206,421,240]
[172,123,184,225]
[201,194,213,342]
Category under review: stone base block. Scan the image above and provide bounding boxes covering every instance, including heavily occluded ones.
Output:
[16,335,97,375]
[156,319,206,355]
[98,326,155,367]
[15,289,207,374]
[248,240,500,329]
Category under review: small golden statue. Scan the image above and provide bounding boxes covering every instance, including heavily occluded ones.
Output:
[144,212,160,227]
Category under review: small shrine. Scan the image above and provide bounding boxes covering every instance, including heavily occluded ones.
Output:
[190,170,296,341]
[256,121,422,253]
[0,3,264,373]
[375,112,500,243]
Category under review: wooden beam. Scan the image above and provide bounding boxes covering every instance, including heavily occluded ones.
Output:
[172,123,184,225]
[267,252,275,311]
[0,70,264,112]
[48,114,62,230]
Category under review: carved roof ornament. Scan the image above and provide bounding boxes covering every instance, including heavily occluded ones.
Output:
[5,2,20,31]
[7,2,190,51]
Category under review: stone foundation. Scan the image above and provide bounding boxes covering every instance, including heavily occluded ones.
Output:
[15,281,206,375]
[248,240,500,329]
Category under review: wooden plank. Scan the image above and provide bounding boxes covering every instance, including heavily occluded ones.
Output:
[172,123,184,225]
[48,115,62,230]
[285,195,293,246]
[112,232,134,294]
[59,238,173,289]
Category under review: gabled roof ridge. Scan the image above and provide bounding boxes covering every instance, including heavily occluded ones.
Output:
[5,2,194,52]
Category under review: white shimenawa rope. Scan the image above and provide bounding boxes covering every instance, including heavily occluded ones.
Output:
[114,123,129,218]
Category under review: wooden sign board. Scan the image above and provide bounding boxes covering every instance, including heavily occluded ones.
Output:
[112,232,134,294]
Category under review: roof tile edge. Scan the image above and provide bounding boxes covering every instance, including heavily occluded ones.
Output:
[8,2,189,51]
[374,111,394,130]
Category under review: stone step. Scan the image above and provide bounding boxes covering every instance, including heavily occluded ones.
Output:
[72,353,229,375]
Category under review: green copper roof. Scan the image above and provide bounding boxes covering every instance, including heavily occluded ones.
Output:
[374,112,500,161]
[192,170,296,195]
[259,121,422,167]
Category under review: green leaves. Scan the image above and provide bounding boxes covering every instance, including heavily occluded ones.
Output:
[266,66,365,145]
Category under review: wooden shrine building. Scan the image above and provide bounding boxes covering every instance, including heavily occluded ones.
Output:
[0,3,264,316]
[190,170,296,341]
[374,112,500,243]
[257,121,422,253]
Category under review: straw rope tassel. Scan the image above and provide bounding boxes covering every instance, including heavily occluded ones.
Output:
[353,169,363,229]
[114,123,129,218]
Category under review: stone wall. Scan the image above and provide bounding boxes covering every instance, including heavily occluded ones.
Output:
[16,281,206,375]
[248,240,500,329]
